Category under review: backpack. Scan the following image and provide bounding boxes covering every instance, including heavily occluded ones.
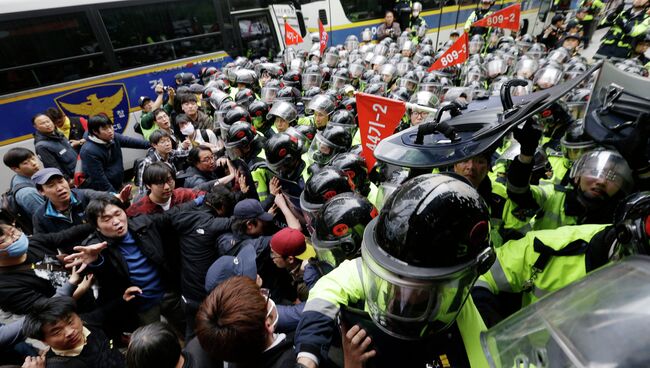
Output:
[1,180,35,234]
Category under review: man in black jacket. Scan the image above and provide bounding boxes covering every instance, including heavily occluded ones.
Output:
[32,113,77,179]
[64,196,201,333]
[0,219,95,316]
[31,168,130,234]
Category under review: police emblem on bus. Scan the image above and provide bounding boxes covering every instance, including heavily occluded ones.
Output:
[54,83,130,134]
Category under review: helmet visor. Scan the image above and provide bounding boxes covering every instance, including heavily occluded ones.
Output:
[469,40,484,55]
[419,82,442,95]
[260,87,278,104]
[311,233,357,268]
[486,59,507,78]
[302,73,323,90]
[345,40,359,52]
[566,101,588,120]
[396,62,410,77]
[534,68,563,89]
[515,59,538,79]
[361,239,478,339]
[349,63,365,79]
[308,132,343,165]
[571,151,634,195]
[398,78,419,93]
[324,53,339,68]
[330,75,349,90]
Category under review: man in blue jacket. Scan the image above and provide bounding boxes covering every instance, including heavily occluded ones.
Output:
[80,114,150,192]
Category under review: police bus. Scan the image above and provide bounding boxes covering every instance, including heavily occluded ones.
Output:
[0,0,547,188]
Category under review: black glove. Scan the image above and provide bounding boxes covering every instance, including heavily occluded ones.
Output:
[513,117,542,156]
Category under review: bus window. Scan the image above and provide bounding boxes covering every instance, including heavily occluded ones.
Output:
[100,0,222,69]
[0,12,108,95]
[236,14,278,59]
[341,0,387,22]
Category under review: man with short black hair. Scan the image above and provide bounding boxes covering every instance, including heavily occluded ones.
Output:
[134,130,188,198]
[31,167,129,234]
[180,94,212,130]
[80,114,150,192]
[22,296,125,368]
[128,163,203,217]
[139,84,176,141]
[3,148,44,219]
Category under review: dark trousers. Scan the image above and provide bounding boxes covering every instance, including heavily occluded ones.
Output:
[580,20,595,47]
[182,296,202,342]
[137,292,186,339]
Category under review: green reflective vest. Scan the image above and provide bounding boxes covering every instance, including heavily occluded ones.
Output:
[477,223,609,306]
[305,258,490,367]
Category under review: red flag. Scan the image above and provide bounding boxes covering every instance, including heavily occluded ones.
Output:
[471,3,521,31]
[428,32,468,71]
[284,21,303,45]
[356,93,406,171]
[318,19,328,55]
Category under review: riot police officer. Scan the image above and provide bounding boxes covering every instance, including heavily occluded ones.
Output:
[294,174,495,368]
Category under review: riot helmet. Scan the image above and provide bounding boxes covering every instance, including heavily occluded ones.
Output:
[267,101,298,133]
[361,174,494,339]
[312,192,377,267]
[308,124,352,165]
[265,132,304,179]
[561,120,596,163]
[611,192,650,260]
[329,152,371,196]
[234,88,256,109]
[570,149,634,199]
[300,167,355,227]
[248,100,273,131]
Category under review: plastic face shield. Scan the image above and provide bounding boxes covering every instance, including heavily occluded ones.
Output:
[515,59,538,79]
[534,68,563,89]
[260,86,278,104]
[469,40,485,55]
[349,63,365,79]
[481,257,650,368]
[361,241,479,340]
[302,73,323,90]
[308,132,341,165]
[324,53,339,68]
[330,75,349,91]
[398,78,419,93]
[346,39,359,52]
[570,151,634,195]
[486,59,508,78]
[311,232,358,267]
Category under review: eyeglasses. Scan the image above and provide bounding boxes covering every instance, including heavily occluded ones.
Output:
[199,156,216,164]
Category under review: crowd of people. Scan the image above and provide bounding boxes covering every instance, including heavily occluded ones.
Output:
[1,1,650,367]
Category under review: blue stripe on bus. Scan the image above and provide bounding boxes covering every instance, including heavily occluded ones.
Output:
[0,54,232,145]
